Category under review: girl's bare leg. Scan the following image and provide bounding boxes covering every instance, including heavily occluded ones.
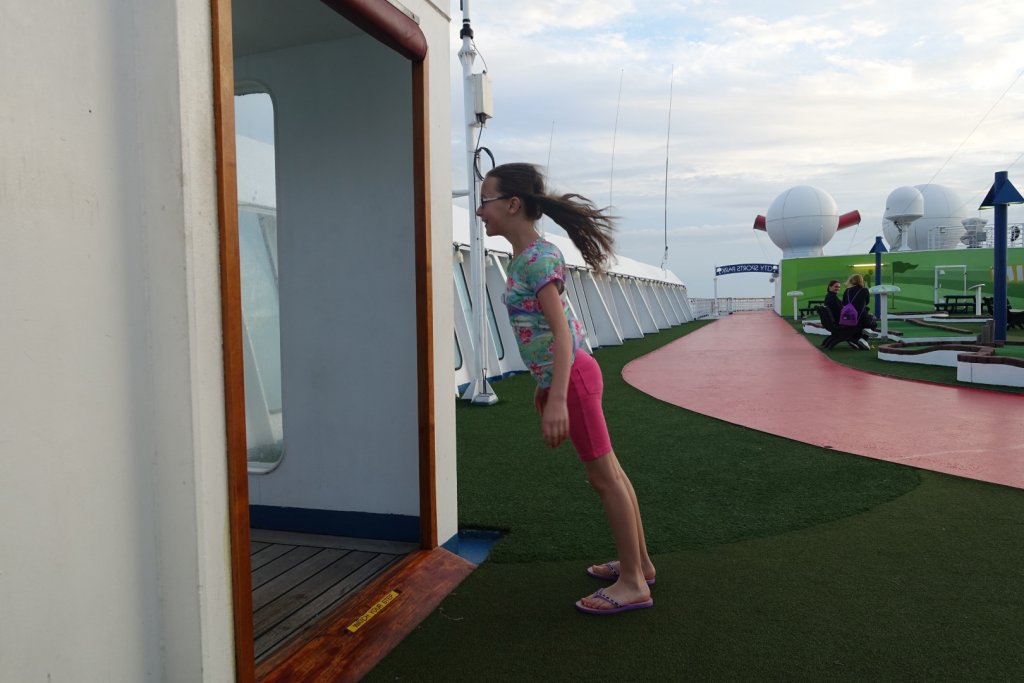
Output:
[587,455,655,582]
[619,457,655,578]
[578,451,652,609]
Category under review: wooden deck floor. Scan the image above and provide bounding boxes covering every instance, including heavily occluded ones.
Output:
[250,529,417,663]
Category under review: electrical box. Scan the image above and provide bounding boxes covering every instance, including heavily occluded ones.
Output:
[471,73,493,122]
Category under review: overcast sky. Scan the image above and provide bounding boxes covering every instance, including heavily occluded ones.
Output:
[448,0,1024,297]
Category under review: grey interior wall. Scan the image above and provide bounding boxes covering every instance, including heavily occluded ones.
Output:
[238,35,419,516]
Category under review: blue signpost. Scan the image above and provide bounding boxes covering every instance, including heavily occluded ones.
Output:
[979,171,1023,342]
[869,236,888,316]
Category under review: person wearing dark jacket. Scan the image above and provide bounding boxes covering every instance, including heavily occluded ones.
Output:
[824,279,842,321]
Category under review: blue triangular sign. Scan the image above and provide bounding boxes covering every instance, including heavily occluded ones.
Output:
[995,178,1024,205]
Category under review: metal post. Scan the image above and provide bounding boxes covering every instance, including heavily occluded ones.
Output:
[970,283,984,316]
[878,293,889,339]
[980,170,1023,343]
[786,290,803,321]
[458,2,497,404]
[873,237,883,316]
[869,285,899,341]
[993,195,1008,342]
[713,275,718,317]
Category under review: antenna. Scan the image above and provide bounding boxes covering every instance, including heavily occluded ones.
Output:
[610,68,624,207]
[546,120,555,171]
[542,120,555,236]
[661,65,674,270]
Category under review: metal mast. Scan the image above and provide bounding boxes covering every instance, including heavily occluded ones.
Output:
[458,2,497,404]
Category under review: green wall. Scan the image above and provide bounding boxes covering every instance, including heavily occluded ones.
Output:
[779,247,1024,316]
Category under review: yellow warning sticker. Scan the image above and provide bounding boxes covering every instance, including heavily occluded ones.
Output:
[347,590,400,633]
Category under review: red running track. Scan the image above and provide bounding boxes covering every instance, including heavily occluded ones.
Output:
[623,311,1024,490]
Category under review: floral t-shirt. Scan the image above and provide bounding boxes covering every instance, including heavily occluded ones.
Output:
[504,238,584,387]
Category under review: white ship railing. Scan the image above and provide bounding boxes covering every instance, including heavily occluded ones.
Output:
[689,297,774,318]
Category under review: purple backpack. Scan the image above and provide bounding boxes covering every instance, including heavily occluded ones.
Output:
[838,302,859,326]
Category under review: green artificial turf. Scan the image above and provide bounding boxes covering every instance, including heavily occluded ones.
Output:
[455,322,920,564]
[794,321,1024,395]
[371,473,1024,682]
[996,344,1024,359]
[366,320,1024,681]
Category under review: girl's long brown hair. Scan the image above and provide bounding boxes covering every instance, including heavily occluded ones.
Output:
[486,163,615,271]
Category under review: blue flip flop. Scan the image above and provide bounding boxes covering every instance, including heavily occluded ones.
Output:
[586,561,656,586]
[575,588,654,615]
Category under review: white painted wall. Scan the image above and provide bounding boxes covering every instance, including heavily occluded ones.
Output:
[1,0,458,679]
[0,2,233,681]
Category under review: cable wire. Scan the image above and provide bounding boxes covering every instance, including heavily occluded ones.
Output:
[472,126,493,181]
[926,69,1023,188]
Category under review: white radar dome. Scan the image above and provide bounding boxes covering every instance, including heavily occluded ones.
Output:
[884,186,924,224]
[884,186,923,251]
[765,185,838,259]
[882,184,967,251]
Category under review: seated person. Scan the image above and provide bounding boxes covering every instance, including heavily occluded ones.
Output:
[824,279,842,321]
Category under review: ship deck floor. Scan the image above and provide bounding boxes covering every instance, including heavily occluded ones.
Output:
[624,311,1024,490]
[250,529,416,663]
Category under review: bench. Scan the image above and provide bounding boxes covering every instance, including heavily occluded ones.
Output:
[979,297,1024,329]
[1010,309,1024,330]
[934,303,973,314]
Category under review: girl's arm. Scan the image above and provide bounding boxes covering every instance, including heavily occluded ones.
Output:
[537,281,572,448]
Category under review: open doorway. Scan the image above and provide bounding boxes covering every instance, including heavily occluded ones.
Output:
[211,0,465,679]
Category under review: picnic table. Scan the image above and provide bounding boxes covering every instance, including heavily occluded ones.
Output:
[933,294,976,315]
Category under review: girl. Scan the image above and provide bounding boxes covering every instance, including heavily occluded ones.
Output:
[842,273,869,315]
[476,163,655,615]
[842,273,873,348]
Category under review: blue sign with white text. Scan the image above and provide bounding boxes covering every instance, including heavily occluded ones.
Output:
[715,263,779,276]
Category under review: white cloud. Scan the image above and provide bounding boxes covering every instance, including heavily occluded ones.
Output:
[450,0,1024,297]
[465,0,637,38]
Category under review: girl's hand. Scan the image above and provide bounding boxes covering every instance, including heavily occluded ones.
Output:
[541,396,569,448]
[534,386,548,415]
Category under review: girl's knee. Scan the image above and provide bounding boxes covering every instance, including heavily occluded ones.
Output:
[586,464,623,495]
[586,472,608,494]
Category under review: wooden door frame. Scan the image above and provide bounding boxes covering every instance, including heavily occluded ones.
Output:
[211,0,255,679]
[210,0,435,679]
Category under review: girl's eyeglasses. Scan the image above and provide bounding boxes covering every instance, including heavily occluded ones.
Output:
[479,194,511,207]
